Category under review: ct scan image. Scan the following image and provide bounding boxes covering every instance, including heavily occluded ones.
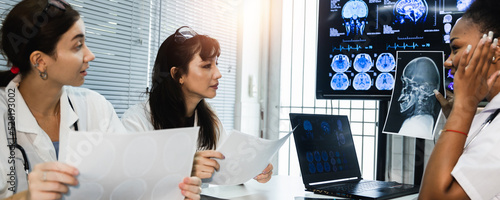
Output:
[383,51,445,140]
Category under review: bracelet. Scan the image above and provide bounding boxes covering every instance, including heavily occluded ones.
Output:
[441,129,468,136]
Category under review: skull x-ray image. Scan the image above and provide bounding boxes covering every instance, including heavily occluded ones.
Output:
[383,51,444,140]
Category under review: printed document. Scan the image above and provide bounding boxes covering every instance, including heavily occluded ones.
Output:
[59,127,199,200]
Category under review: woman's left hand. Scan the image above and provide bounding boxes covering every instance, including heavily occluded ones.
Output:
[253,163,273,183]
[179,176,202,200]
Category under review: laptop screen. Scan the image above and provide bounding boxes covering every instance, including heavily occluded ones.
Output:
[289,113,362,186]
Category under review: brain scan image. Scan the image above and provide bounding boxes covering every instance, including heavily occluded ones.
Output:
[314,151,321,162]
[303,120,313,139]
[317,163,324,173]
[444,23,452,34]
[324,162,331,172]
[337,133,346,146]
[322,151,328,161]
[335,120,346,146]
[353,73,372,90]
[376,73,395,90]
[321,121,330,135]
[341,0,368,36]
[309,163,316,173]
[353,53,373,72]
[394,0,428,24]
[457,0,473,11]
[376,53,395,72]
[331,54,351,72]
[332,165,338,172]
[331,73,350,90]
[443,14,452,23]
[306,152,314,162]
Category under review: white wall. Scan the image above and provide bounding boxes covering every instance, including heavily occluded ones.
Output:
[234,0,271,138]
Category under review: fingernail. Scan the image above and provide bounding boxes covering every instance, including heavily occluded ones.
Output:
[445,60,452,65]
[466,44,472,54]
[483,33,488,39]
[433,89,439,95]
[222,155,226,159]
[493,38,498,47]
[489,31,494,41]
[497,70,500,77]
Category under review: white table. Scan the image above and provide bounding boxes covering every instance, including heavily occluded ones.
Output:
[201,175,418,200]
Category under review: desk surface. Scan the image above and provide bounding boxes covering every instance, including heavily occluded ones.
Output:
[201,175,418,200]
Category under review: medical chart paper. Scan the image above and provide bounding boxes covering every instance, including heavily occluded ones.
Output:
[58,127,199,200]
[209,130,293,185]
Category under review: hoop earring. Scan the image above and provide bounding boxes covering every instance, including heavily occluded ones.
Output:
[34,63,48,80]
[39,71,48,80]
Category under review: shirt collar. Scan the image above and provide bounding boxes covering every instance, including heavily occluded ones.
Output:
[7,75,40,134]
[483,93,500,112]
[60,87,79,130]
[6,75,79,134]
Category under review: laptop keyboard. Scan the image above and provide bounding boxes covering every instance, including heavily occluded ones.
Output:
[320,181,395,193]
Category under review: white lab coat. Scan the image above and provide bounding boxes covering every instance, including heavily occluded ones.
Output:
[121,100,229,149]
[0,75,126,198]
[451,94,500,200]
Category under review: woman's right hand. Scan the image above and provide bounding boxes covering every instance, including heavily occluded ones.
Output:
[27,162,79,199]
[192,150,224,179]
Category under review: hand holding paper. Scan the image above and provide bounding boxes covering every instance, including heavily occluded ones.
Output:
[208,130,292,185]
[59,127,199,200]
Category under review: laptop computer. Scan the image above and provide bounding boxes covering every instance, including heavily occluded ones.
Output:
[289,113,419,199]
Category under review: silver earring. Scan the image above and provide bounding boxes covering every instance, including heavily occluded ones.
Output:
[34,63,48,80]
[39,70,48,80]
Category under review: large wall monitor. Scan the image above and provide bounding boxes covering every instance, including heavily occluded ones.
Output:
[316,0,467,99]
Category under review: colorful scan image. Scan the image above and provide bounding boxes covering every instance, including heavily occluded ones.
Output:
[376,53,396,72]
[341,0,368,36]
[394,0,428,24]
[331,54,351,73]
[353,53,373,72]
[330,73,350,90]
[376,73,395,90]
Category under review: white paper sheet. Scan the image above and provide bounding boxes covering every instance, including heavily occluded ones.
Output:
[209,130,293,185]
[59,127,199,200]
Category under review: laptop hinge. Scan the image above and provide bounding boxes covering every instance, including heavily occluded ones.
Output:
[309,177,361,186]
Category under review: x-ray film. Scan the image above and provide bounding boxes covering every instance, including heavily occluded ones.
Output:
[383,51,445,140]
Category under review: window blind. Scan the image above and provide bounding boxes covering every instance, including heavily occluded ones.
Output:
[0,0,150,116]
[73,0,151,116]
[1,0,238,130]
[0,1,19,72]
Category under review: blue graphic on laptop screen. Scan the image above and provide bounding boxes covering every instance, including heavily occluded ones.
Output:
[300,119,352,174]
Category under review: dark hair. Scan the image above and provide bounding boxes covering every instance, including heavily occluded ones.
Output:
[0,0,80,86]
[462,0,500,38]
[149,28,221,150]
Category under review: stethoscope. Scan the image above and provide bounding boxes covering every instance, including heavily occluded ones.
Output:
[6,88,78,193]
[463,108,500,151]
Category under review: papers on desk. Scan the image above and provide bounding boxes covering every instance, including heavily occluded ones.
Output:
[59,127,199,200]
[209,130,293,185]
